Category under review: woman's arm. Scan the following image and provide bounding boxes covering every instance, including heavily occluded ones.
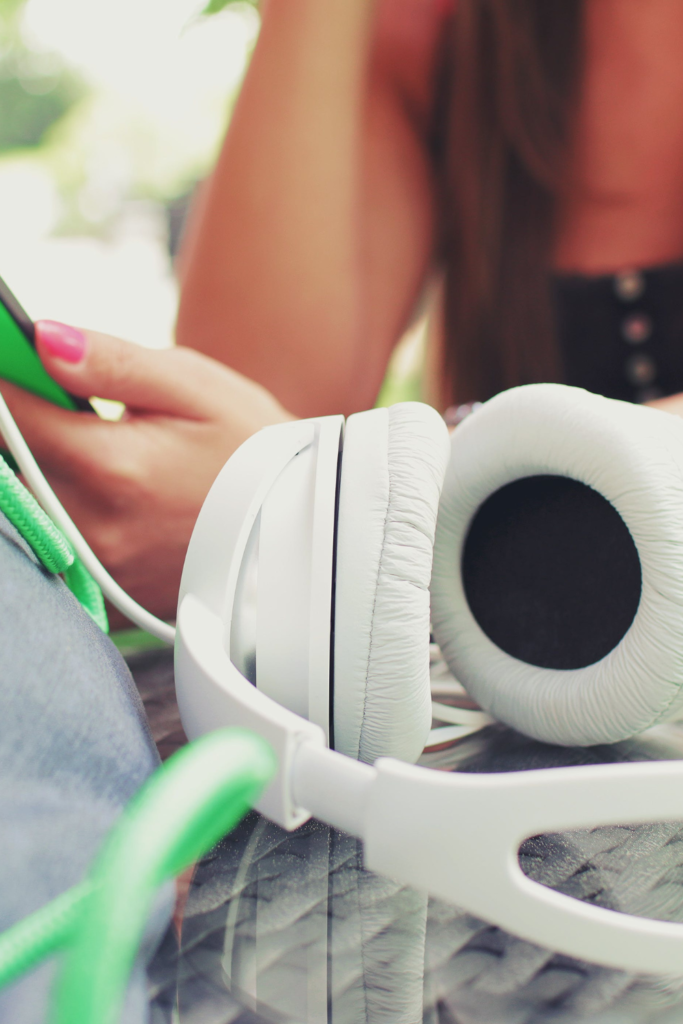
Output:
[176,0,444,417]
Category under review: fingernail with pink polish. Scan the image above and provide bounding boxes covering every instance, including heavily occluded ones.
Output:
[35,320,87,363]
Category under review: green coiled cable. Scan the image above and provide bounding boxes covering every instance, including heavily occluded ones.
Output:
[0,454,108,631]
[0,448,276,1021]
[0,729,275,1024]
[0,883,92,990]
[63,556,109,633]
[0,454,71,573]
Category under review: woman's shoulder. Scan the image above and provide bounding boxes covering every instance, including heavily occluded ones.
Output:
[373,0,455,128]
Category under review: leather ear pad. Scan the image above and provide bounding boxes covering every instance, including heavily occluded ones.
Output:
[334,403,450,763]
[431,384,683,746]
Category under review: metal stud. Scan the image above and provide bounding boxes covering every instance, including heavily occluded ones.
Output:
[621,312,652,345]
[614,269,645,302]
[625,353,657,387]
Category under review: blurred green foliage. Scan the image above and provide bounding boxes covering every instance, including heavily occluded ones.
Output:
[0,67,83,151]
[0,0,25,24]
[0,0,259,241]
[0,0,84,153]
[202,0,258,15]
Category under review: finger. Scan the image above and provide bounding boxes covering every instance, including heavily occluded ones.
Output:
[35,321,227,418]
[0,379,120,480]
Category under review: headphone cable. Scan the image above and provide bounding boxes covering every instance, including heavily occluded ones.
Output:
[0,392,175,645]
[0,729,275,1024]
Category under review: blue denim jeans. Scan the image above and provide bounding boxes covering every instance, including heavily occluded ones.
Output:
[0,512,172,1022]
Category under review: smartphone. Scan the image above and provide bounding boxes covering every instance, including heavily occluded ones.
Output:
[0,275,92,412]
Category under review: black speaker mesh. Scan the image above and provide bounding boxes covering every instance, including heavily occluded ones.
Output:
[461,475,642,670]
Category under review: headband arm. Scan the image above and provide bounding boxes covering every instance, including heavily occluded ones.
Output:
[291,742,373,838]
[176,593,326,829]
[363,756,683,974]
[177,592,683,974]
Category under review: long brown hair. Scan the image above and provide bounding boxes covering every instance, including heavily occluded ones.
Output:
[438,0,584,403]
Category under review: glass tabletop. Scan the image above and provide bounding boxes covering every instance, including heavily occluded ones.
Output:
[134,647,683,1024]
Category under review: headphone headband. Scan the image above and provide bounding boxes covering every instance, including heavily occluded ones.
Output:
[177,416,341,828]
[176,401,683,975]
[177,589,683,973]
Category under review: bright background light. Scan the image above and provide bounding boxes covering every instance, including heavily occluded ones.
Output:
[0,0,259,347]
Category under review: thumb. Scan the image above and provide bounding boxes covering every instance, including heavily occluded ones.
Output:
[35,320,218,417]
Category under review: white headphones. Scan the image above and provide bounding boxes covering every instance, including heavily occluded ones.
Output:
[433,383,683,746]
[4,382,683,976]
[174,388,683,976]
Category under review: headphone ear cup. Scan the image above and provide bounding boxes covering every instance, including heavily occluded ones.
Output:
[431,384,683,747]
[333,403,449,764]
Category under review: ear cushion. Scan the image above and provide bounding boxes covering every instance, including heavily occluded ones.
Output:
[431,383,683,746]
[334,403,450,764]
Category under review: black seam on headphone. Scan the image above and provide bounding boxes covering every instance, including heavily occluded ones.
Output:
[328,426,344,751]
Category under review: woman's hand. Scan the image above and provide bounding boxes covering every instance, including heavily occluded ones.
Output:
[0,321,293,624]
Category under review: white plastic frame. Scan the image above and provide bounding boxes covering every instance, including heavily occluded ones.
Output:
[288,745,683,973]
[360,755,683,975]
[290,744,683,974]
[177,413,683,974]
[176,416,341,826]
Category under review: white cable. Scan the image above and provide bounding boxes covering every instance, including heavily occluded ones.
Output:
[424,724,485,748]
[0,392,176,645]
[431,701,494,728]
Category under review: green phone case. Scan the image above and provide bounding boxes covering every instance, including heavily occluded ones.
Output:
[0,294,79,409]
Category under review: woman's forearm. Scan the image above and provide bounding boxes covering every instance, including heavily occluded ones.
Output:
[176,0,379,416]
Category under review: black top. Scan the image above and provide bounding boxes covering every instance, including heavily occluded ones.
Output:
[554,262,683,403]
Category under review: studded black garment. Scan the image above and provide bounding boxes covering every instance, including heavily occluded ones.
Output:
[553,261,683,403]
